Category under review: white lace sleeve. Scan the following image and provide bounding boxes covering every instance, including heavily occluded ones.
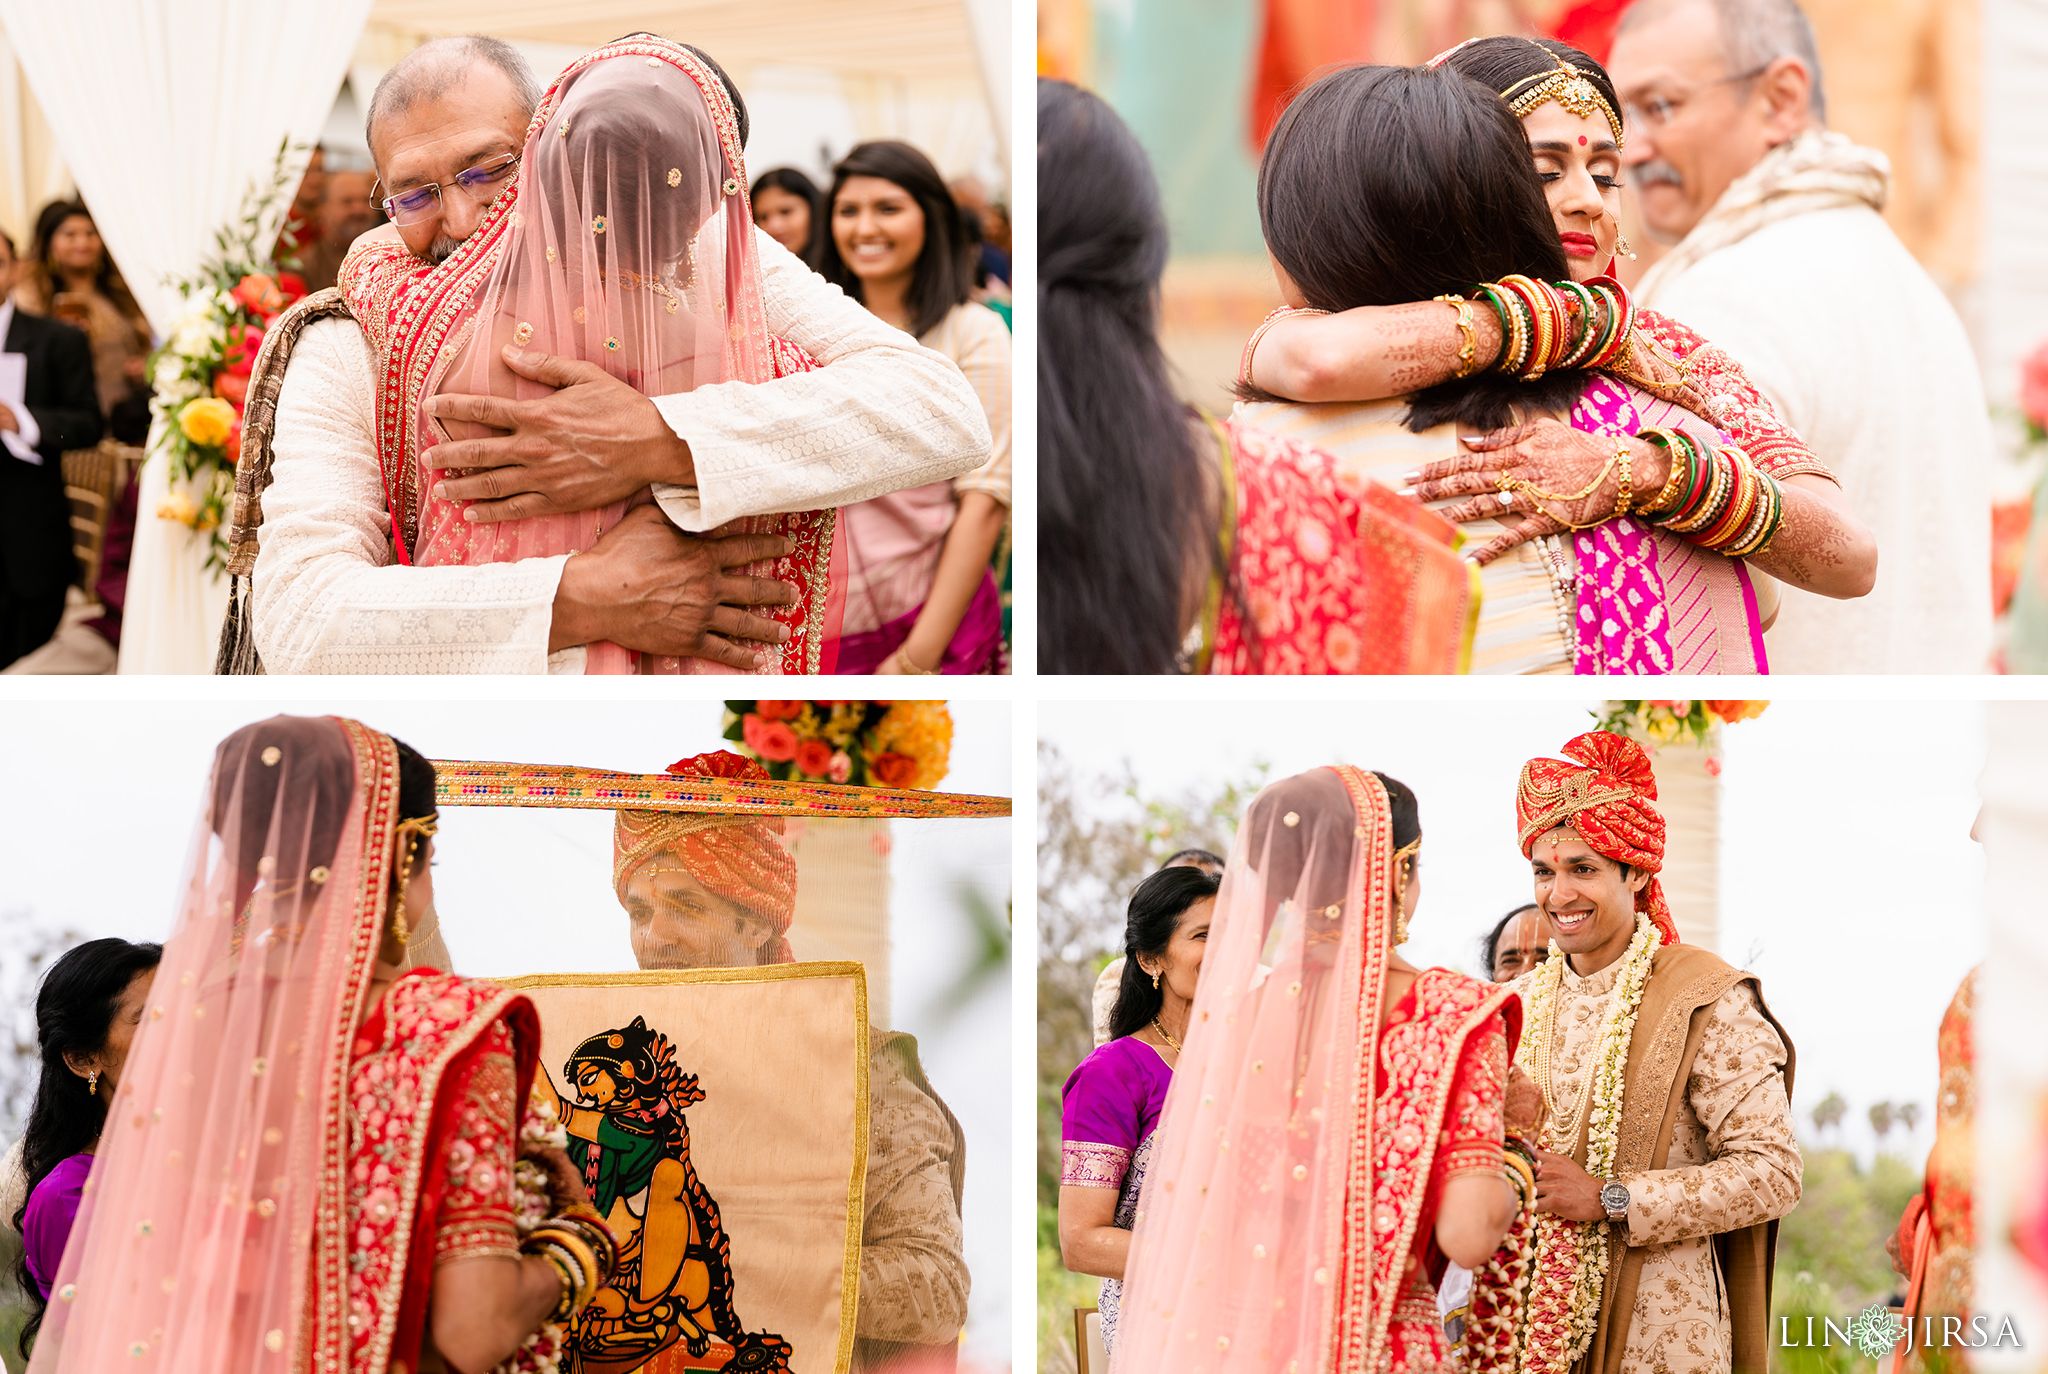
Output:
[650,227,993,532]
[251,317,569,674]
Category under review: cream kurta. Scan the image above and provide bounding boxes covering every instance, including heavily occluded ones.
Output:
[1536,955,1802,1374]
[858,1029,970,1364]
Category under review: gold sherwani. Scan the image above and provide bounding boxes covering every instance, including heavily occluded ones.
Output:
[1534,947,1802,1374]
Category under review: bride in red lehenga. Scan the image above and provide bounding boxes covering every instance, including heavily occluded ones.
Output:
[28,716,616,1374]
[1112,765,1529,1373]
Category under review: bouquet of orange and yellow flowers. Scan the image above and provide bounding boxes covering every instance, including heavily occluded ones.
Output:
[723,701,950,789]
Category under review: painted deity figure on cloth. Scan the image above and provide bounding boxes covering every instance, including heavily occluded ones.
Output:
[535,1016,787,1372]
[1482,731,1803,1374]
[612,750,970,1371]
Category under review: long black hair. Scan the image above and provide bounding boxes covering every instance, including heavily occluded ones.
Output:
[1107,865,1222,1041]
[12,937,163,1356]
[1254,64,1587,432]
[820,140,975,339]
[751,166,826,268]
[1038,78,1213,675]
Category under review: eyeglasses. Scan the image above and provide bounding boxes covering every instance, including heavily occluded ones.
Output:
[1622,63,1771,130]
[374,153,521,227]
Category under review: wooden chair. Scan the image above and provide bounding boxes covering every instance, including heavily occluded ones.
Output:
[57,439,145,596]
[1074,1307,1106,1374]
[60,442,115,594]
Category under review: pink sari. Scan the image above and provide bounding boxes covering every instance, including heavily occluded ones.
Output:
[1112,766,1519,1373]
[26,716,540,1374]
[342,38,842,674]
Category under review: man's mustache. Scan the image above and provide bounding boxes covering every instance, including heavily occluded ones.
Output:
[1636,159,1684,190]
[427,233,464,264]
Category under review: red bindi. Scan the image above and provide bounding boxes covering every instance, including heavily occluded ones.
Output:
[1578,135,1588,146]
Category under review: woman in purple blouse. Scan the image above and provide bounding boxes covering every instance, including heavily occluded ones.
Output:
[1058,864,1219,1353]
[10,937,160,1357]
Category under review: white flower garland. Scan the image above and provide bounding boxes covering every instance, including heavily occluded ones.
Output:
[1513,912,1662,1363]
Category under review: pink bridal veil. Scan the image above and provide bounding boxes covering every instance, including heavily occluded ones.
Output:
[29,717,410,1373]
[1112,766,1408,1374]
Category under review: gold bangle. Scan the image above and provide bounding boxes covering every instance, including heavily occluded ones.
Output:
[1237,305,1330,388]
[1613,440,1633,519]
[1638,429,1691,516]
[893,646,939,675]
[1432,294,1480,379]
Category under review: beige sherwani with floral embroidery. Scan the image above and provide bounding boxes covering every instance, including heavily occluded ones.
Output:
[1530,947,1802,1374]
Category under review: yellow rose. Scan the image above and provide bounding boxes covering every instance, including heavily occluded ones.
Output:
[155,490,199,527]
[178,396,236,449]
[869,701,953,789]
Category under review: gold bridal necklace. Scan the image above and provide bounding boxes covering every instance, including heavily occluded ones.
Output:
[1152,1016,1184,1053]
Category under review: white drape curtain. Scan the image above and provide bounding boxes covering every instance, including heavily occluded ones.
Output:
[0,0,372,334]
[0,0,374,674]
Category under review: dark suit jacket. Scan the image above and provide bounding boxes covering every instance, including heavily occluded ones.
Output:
[1,307,102,598]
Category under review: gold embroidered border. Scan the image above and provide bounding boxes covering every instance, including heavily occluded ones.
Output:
[1061,1141,1133,1189]
[499,962,870,1374]
[431,760,1010,818]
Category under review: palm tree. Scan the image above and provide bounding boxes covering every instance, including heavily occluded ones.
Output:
[1869,1101,1896,1149]
[1899,1101,1923,1136]
[1811,1091,1848,1143]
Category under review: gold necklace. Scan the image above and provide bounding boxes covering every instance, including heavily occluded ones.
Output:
[1151,1016,1183,1053]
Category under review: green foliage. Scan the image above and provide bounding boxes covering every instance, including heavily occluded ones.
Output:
[1776,1146,1921,1315]
[1037,1203,1097,1374]
[1774,1269,1880,1374]
[1035,741,1267,1208]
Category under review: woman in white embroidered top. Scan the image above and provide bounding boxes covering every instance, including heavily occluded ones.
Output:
[822,141,1012,674]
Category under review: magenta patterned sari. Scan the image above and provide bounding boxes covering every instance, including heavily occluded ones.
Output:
[1564,377,1771,674]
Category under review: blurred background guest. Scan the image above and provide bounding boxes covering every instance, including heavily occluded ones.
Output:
[13,201,151,443]
[272,145,326,276]
[751,165,827,269]
[7,937,161,1359]
[1482,902,1547,982]
[823,140,1011,675]
[949,176,1011,288]
[297,152,383,294]
[0,228,103,670]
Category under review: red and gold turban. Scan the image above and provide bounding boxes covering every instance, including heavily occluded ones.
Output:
[613,751,799,962]
[1515,731,1678,945]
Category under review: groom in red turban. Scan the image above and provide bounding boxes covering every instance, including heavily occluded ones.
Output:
[1507,730,1800,1374]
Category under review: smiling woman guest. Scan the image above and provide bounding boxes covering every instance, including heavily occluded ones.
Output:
[8,938,161,1357]
[1058,865,1218,1355]
[822,141,1011,675]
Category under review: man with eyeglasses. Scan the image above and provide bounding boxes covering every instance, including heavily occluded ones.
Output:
[1608,0,1992,676]
[245,35,991,674]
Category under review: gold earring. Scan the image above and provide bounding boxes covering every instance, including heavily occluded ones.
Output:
[87,1068,99,1096]
[1151,967,1161,991]
[390,814,440,950]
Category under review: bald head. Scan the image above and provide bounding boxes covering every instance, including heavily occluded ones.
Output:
[365,35,541,164]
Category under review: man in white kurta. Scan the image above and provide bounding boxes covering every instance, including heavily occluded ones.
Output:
[250,40,990,674]
[1611,0,1992,673]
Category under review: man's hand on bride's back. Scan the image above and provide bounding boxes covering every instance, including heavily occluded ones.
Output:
[426,346,696,520]
[550,505,797,667]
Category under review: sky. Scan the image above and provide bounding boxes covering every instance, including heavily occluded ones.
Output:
[1039,698,1987,1168]
[0,697,1013,1362]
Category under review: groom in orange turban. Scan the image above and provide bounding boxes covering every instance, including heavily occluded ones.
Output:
[1506,730,1801,1374]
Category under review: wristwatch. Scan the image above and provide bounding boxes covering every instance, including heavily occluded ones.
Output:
[1599,1179,1631,1223]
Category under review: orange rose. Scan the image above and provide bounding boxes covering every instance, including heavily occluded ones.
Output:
[869,751,917,787]
[232,274,286,317]
[742,713,798,762]
[794,738,834,776]
[755,700,804,721]
[224,422,242,466]
[213,371,249,407]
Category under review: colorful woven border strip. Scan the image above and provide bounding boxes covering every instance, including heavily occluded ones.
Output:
[430,760,1011,818]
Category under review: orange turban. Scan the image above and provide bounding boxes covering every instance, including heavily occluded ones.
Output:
[613,751,799,962]
[1515,731,1678,945]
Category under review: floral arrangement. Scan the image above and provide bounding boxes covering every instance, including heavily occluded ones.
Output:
[1593,700,1766,776]
[724,701,951,789]
[1514,913,1663,1374]
[147,137,309,567]
[1994,340,2048,617]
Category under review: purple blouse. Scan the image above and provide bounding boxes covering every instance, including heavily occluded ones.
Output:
[22,1151,92,1299]
[1060,1034,1173,1191]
